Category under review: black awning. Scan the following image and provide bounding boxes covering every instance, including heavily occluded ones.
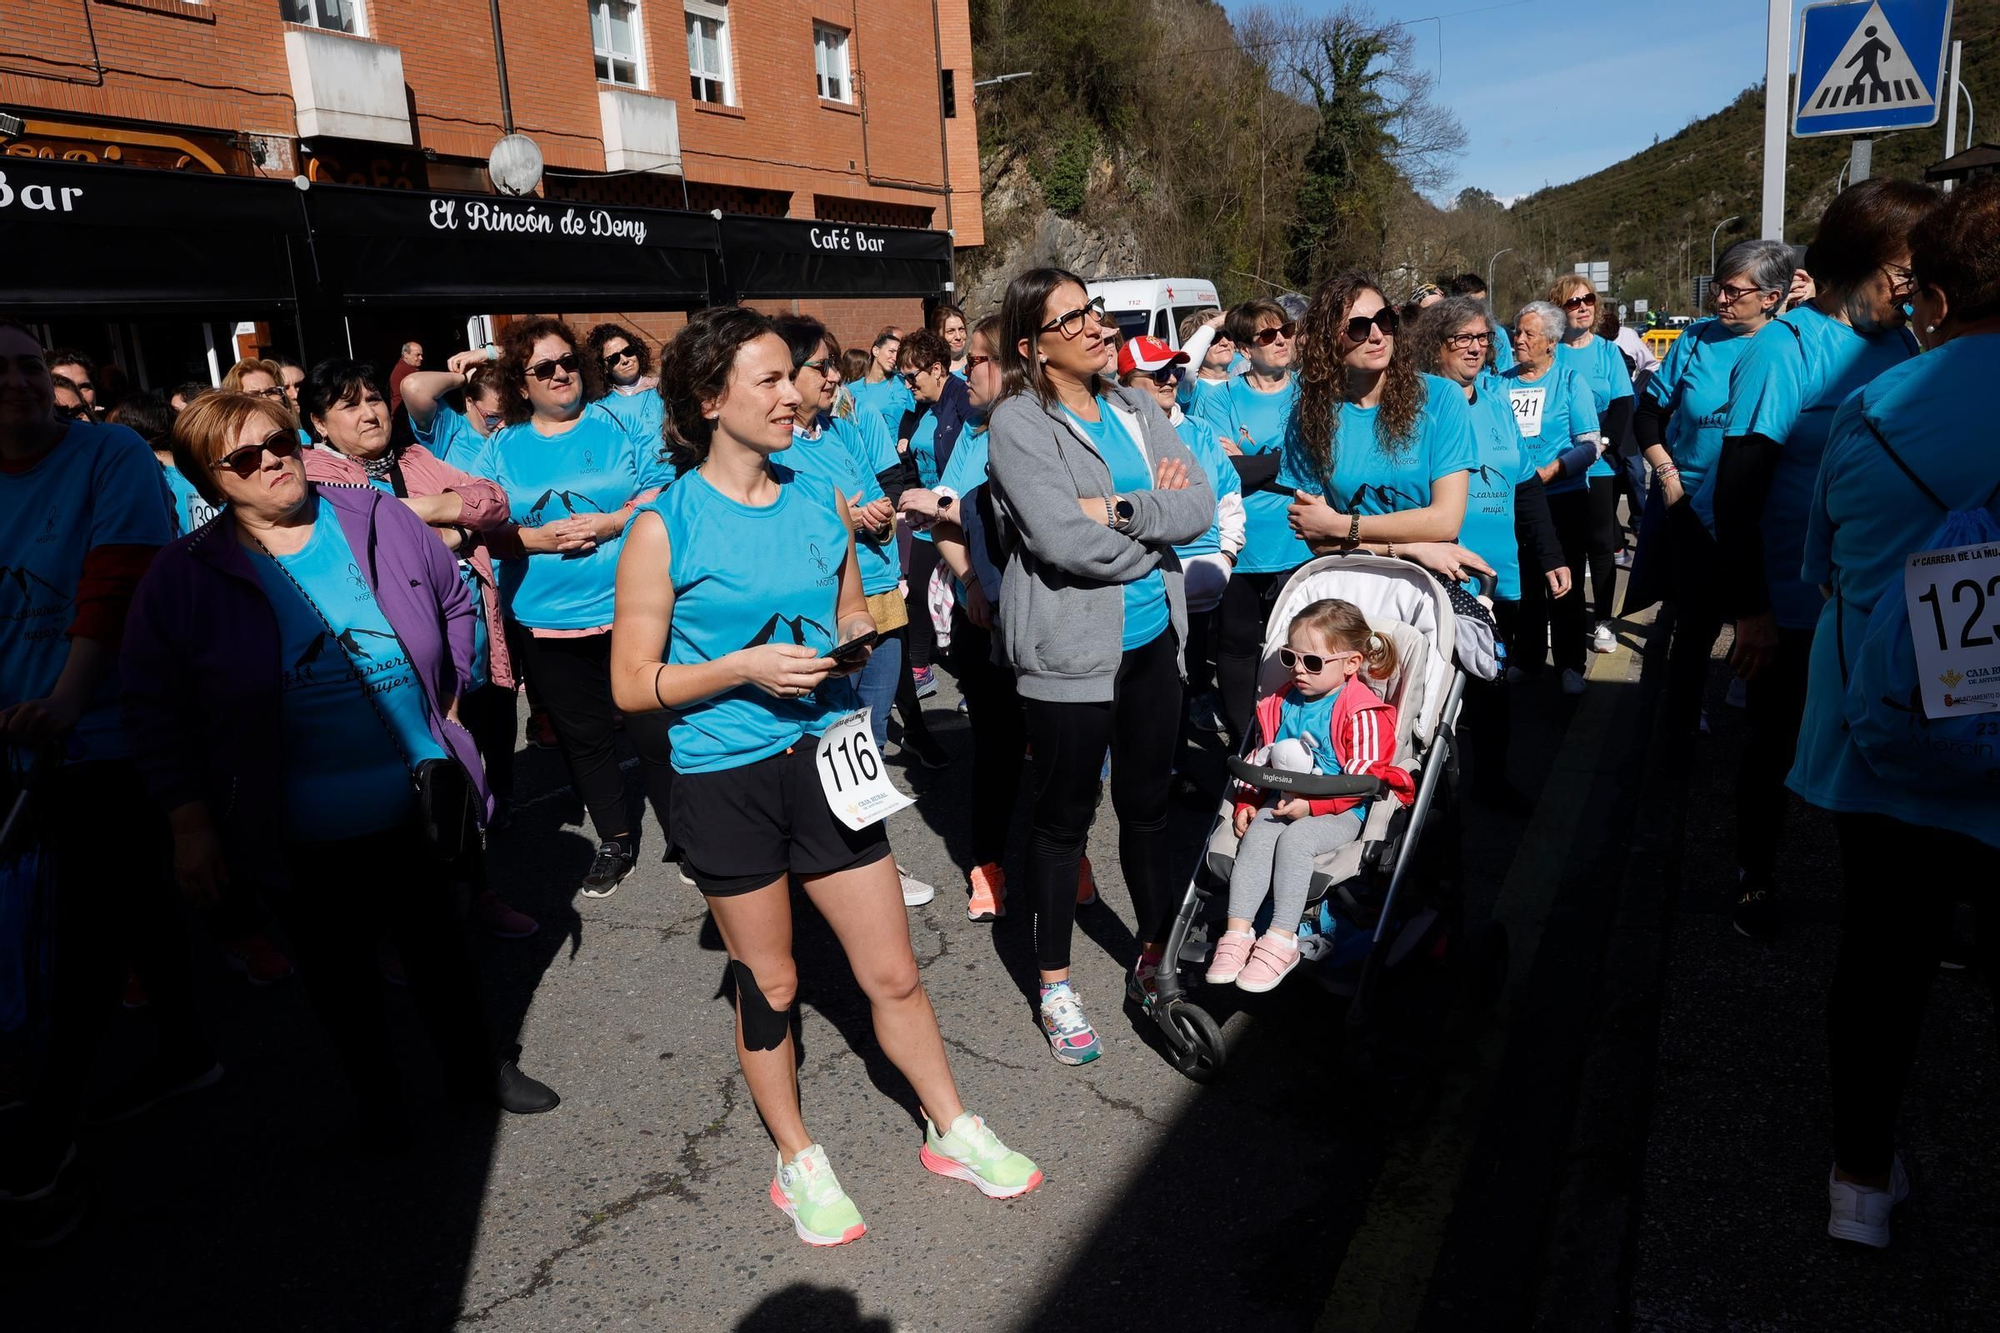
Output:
[717,215,951,300]
[0,158,303,315]
[300,181,719,309]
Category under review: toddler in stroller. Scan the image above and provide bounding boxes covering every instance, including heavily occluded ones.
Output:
[1206,598,1414,992]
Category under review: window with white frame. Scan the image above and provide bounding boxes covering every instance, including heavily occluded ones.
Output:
[813,23,851,103]
[280,0,361,34]
[685,1,732,105]
[590,0,643,86]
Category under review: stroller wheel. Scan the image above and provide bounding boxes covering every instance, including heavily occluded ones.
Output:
[1158,1001,1226,1083]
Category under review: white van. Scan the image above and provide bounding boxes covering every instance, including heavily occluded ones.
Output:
[1085,275,1222,351]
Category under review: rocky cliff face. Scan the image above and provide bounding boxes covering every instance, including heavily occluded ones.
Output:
[958,150,1145,316]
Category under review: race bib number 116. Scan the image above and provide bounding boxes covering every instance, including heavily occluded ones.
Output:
[815,710,916,831]
[1905,541,2000,720]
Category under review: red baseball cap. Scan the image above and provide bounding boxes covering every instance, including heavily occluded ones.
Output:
[1117,335,1189,377]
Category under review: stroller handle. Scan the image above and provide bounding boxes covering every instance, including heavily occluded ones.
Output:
[1226,756,1382,799]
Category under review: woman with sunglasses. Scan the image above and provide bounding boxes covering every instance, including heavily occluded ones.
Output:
[986,267,1215,1065]
[1709,178,1936,943]
[1279,273,1479,586]
[1632,238,1792,743]
[397,352,506,470]
[0,321,219,1217]
[1547,275,1633,658]
[1192,296,1313,741]
[121,390,559,1148]
[1174,307,1237,422]
[587,323,663,449]
[894,329,975,718]
[1504,301,1602,693]
[473,317,679,899]
[610,306,1041,1246]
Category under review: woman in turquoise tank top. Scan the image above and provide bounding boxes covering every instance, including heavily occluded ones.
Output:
[609,307,1042,1248]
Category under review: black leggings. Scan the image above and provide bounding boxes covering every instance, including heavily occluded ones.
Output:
[1022,631,1183,972]
[1462,598,1520,790]
[459,681,520,804]
[1829,811,1997,1178]
[889,624,938,746]
[1534,489,1594,673]
[945,610,1027,869]
[1217,568,1292,741]
[904,540,942,671]
[273,827,496,1103]
[1660,506,1726,740]
[518,631,675,847]
[1586,474,1620,625]
[1734,625,1812,883]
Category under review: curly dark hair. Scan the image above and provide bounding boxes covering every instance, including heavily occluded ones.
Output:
[1911,175,2000,325]
[585,322,654,382]
[658,306,781,475]
[1405,297,1495,379]
[1293,271,1425,482]
[896,328,951,375]
[497,317,603,425]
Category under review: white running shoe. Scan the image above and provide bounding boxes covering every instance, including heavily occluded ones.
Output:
[899,865,936,907]
[1590,623,1618,654]
[1827,1155,1910,1248]
[1561,668,1587,696]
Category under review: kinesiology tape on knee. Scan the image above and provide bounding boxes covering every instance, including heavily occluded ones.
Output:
[730,960,793,1051]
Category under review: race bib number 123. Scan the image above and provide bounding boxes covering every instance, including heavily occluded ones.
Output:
[1905,541,2000,719]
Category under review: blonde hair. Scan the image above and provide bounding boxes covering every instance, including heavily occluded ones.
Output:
[1548,273,1595,305]
[1290,597,1397,681]
[220,357,282,393]
[170,391,299,506]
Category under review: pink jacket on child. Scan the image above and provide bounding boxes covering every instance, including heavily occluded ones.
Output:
[1231,676,1417,820]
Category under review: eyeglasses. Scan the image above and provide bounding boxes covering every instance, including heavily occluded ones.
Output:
[1561,293,1598,312]
[1712,280,1768,303]
[602,346,637,366]
[1143,366,1183,387]
[1880,263,1915,294]
[1039,296,1107,340]
[54,402,89,421]
[1279,646,1357,674]
[1252,321,1299,346]
[248,385,288,400]
[964,353,992,372]
[1342,309,1400,343]
[900,365,942,387]
[1445,330,1494,351]
[212,429,301,478]
[526,353,582,382]
[799,358,834,376]
[480,412,503,430]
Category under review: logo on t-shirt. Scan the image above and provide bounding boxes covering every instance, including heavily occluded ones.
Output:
[1344,482,1423,513]
[1,562,71,638]
[744,612,830,649]
[344,562,372,601]
[34,516,58,545]
[525,488,607,526]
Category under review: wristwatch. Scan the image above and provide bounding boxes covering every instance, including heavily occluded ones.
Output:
[1110,496,1135,530]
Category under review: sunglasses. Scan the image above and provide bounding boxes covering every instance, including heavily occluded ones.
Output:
[1142,365,1183,387]
[1561,293,1598,311]
[1251,321,1299,346]
[1279,646,1357,674]
[248,385,288,400]
[1445,330,1495,351]
[213,429,301,477]
[1039,296,1107,340]
[54,402,89,421]
[602,346,637,365]
[480,412,503,430]
[964,353,992,371]
[1342,308,1400,343]
[527,353,582,382]
[800,357,836,376]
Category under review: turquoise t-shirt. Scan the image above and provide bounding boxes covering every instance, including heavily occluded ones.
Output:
[1558,335,1633,479]
[1272,684,1364,823]
[849,376,914,436]
[597,388,665,459]
[1723,303,1918,628]
[1461,379,1538,601]
[1791,334,2000,847]
[1642,317,1757,529]
[162,457,219,535]
[1192,374,1311,574]
[783,420,899,597]
[410,400,484,469]
[648,466,853,775]
[476,404,675,630]
[360,473,490,691]
[248,500,445,841]
[0,423,173,763]
[1172,413,1240,561]
[1502,356,1599,497]
[1490,322,1516,374]
[935,429,1002,600]
[830,406,900,482]
[1064,399,1169,652]
[1281,373,1478,519]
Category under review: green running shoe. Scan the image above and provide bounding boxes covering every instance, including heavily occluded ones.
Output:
[920,1112,1045,1199]
[769,1144,867,1246]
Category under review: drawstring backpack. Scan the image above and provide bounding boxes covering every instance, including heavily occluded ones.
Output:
[1836,407,2000,790]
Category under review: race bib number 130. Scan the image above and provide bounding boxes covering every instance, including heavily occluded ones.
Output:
[815,710,915,831]
[1905,541,2000,719]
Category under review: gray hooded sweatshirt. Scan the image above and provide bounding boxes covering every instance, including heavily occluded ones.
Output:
[985,383,1216,703]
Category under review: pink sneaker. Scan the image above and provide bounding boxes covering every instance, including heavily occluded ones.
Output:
[1235,932,1301,993]
[1205,929,1256,986]
[474,891,540,939]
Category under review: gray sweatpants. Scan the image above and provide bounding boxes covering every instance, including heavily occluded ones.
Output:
[1227,807,1363,933]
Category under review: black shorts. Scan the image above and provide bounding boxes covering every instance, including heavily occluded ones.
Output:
[669,742,891,897]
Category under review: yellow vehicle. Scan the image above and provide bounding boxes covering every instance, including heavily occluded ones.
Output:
[1643,327,1682,361]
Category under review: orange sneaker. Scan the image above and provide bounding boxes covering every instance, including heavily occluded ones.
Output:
[967,863,1006,922]
[1076,856,1098,907]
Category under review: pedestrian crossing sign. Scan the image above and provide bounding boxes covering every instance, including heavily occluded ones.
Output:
[1794,0,1954,137]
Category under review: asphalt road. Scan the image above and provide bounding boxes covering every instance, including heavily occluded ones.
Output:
[8,625,1657,1332]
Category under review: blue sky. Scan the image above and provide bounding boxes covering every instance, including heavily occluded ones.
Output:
[1221,0,1778,202]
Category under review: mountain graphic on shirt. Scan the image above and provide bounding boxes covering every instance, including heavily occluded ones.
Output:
[1343,482,1423,513]
[1470,462,1512,492]
[0,563,71,618]
[526,489,608,525]
[744,612,830,649]
[294,625,399,672]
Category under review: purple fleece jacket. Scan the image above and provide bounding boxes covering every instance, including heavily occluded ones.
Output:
[120,482,487,870]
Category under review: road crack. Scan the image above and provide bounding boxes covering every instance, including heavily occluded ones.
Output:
[941,1034,1030,1072]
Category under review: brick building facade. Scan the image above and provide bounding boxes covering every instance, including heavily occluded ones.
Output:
[1,0,978,380]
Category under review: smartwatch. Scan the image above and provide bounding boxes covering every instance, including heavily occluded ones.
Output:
[1112,496,1136,529]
